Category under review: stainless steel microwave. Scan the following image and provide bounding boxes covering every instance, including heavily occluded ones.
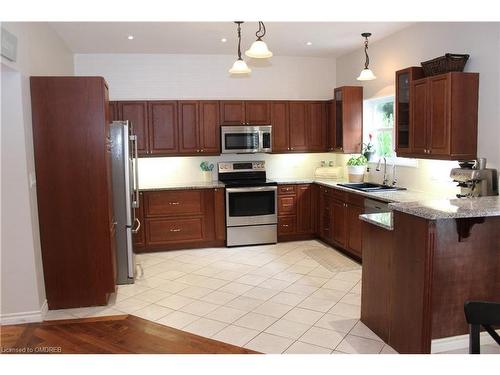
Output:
[221,125,272,154]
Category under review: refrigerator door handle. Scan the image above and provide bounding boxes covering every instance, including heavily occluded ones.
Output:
[131,218,141,234]
[130,134,140,208]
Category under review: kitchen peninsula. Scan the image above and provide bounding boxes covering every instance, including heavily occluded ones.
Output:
[360,196,500,354]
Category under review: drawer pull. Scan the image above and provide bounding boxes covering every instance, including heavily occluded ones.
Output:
[281,224,289,227]
[170,228,181,232]
[169,202,180,205]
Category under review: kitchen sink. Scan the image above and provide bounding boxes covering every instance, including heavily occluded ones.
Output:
[337,182,407,192]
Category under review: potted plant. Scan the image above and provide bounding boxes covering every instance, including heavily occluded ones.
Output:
[346,155,368,182]
[362,133,376,162]
[199,161,214,182]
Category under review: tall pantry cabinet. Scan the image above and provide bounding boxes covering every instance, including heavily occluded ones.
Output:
[30,77,117,309]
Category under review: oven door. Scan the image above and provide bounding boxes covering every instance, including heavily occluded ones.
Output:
[221,126,260,153]
[226,186,277,226]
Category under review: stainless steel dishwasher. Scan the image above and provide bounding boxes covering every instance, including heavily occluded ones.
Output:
[364,198,391,213]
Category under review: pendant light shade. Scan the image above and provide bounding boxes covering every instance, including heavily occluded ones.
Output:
[357,68,377,81]
[357,32,376,81]
[229,21,251,75]
[229,59,251,74]
[245,22,273,59]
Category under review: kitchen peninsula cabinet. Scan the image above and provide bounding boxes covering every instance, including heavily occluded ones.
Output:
[137,188,225,252]
[31,76,117,309]
[361,209,500,354]
[396,71,479,160]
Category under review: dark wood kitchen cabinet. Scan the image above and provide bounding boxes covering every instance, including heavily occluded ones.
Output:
[271,101,290,152]
[148,101,178,155]
[401,72,479,160]
[307,101,327,151]
[137,188,225,252]
[319,186,333,242]
[330,86,363,153]
[288,101,309,152]
[178,100,221,155]
[330,197,347,247]
[395,67,425,155]
[117,101,149,155]
[109,101,119,122]
[220,100,271,125]
[278,184,316,240]
[345,194,365,258]
[30,76,116,309]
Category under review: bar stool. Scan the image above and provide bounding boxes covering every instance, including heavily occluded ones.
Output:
[464,301,500,354]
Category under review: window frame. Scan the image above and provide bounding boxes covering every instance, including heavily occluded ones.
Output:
[363,95,418,168]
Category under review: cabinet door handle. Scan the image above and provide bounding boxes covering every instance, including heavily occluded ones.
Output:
[170,228,181,232]
[281,224,289,227]
[169,202,180,205]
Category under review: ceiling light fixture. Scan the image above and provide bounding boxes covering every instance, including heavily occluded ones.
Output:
[221,38,227,43]
[306,41,312,46]
[245,21,273,59]
[229,21,251,75]
[127,35,134,40]
[357,32,376,81]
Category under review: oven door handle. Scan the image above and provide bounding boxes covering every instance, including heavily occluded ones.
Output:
[226,186,277,193]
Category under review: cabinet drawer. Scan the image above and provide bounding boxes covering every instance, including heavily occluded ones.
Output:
[278,216,296,235]
[278,196,296,215]
[346,192,364,207]
[146,217,204,245]
[330,188,347,201]
[145,190,203,217]
[278,185,297,195]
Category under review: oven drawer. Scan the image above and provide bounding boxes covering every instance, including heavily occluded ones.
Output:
[278,195,296,215]
[278,216,296,235]
[146,217,204,245]
[145,190,203,217]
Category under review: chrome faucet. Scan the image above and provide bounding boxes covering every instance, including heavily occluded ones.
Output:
[376,157,389,186]
[391,162,398,186]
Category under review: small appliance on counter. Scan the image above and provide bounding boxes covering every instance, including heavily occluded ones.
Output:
[314,166,343,180]
[450,158,498,198]
[218,161,277,247]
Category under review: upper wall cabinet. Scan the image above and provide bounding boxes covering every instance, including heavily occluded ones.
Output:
[117,101,149,155]
[271,101,290,153]
[328,86,363,153]
[179,100,220,154]
[396,71,479,160]
[149,101,178,155]
[395,67,425,155]
[220,100,271,125]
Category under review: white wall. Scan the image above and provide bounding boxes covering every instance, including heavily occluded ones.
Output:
[75,53,337,184]
[0,22,74,323]
[74,54,336,100]
[335,22,500,195]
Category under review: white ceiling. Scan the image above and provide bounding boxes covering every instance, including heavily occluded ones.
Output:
[50,22,412,58]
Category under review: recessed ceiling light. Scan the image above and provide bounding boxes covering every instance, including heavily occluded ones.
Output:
[221,38,227,43]
[306,41,312,46]
[127,35,134,40]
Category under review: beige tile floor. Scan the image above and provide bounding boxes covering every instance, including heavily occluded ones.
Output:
[44,240,499,354]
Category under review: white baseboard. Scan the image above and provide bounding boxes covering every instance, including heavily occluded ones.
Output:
[431,329,500,353]
[0,299,48,325]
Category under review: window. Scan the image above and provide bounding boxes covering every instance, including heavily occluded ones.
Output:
[363,96,418,167]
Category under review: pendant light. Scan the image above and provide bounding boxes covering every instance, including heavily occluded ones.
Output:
[357,32,376,81]
[245,21,273,59]
[229,21,251,75]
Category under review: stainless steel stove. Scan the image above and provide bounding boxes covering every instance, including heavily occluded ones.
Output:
[218,161,277,247]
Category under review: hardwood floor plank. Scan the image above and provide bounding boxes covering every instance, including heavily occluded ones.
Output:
[1,315,258,354]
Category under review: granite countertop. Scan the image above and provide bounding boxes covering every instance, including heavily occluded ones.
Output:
[139,181,225,191]
[389,196,500,220]
[359,212,394,230]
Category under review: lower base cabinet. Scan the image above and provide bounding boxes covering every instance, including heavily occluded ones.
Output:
[278,184,317,240]
[317,185,365,260]
[134,188,225,252]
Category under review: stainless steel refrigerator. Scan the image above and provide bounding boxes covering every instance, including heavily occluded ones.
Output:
[110,121,140,284]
